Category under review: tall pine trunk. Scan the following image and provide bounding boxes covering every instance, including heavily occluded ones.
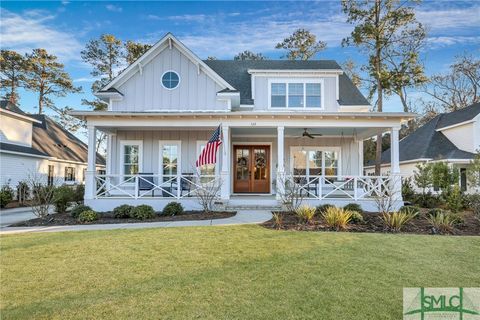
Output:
[374,0,382,176]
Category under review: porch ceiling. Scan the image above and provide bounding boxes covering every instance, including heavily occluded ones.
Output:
[232,127,383,138]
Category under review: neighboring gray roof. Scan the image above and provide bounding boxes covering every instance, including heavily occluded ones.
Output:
[203,60,369,106]
[1,100,29,116]
[30,115,106,165]
[0,142,49,157]
[370,108,477,165]
[436,102,480,129]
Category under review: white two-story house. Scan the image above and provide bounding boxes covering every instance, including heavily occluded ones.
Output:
[71,33,414,212]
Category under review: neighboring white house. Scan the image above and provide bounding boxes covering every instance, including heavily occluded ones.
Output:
[365,103,480,194]
[0,101,105,192]
[71,33,414,212]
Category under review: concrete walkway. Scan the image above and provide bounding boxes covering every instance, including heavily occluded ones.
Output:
[0,210,273,235]
[0,207,51,227]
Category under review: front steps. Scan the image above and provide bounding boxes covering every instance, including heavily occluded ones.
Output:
[217,196,283,211]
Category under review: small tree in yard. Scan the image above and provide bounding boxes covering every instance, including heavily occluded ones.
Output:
[194,173,222,213]
[27,173,56,218]
[467,151,480,189]
[414,163,433,196]
[277,173,305,213]
[431,162,458,193]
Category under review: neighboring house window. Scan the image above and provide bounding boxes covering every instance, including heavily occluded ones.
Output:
[64,167,76,182]
[82,168,86,182]
[120,141,143,181]
[97,169,106,175]
[197,141,216,176]
[47,165,54,186]
[291,147,340,177]
[460,168,467,192]
[161,71,180,90]
[270,80,323,109]
[159,141,181,182]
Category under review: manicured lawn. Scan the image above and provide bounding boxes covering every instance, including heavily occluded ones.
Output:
[1,226,479,319]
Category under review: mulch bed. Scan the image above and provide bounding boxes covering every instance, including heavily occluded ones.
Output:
[11,211,236,227]
[262,209,480,236]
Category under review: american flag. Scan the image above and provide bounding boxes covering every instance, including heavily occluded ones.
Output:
[196,126,222,167]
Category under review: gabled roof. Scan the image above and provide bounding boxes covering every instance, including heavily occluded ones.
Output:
[100,33,234,95]
[0,100,41,123]
[0,101,105,165]
[371,107,478,165]
[30,115,106,165]
[436,102,480,129]
[203,60,370,106]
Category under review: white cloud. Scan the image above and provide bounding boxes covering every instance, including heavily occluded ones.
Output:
[427,36,480,49]
[73,77,97,83]
[416,5,480,32]
[168,14,208,23]
[146,14,161,20]
[105,4,122,13]
[0,9,83,62]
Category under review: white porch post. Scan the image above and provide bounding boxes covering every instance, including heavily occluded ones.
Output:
[276,126,285,200]
[220,125,230,200]
[390,126,402,200]
[85,125,97,200]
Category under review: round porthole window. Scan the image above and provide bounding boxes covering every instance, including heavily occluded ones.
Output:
[161,71,180,89]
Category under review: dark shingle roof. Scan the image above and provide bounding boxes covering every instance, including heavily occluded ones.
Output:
[0,142,49,157]
[371,108,477,165]
[30,115,106,165]
[0,100,29,116]
[203,60,369,106]
[436,102,480,129]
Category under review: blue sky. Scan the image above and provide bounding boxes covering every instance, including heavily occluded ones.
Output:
[1,0,480,115]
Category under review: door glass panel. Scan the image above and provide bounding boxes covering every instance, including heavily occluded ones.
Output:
[162,144,178,181]
[324,151,338,176]
[236,148,249,180]
[254,148,267,180]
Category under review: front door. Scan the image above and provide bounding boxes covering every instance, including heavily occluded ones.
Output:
[234,145,270,193]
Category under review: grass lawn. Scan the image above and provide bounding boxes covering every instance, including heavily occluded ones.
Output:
[1,226,479,319]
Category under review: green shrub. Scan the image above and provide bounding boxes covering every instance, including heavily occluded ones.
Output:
[113,204,135,218]
[445,185,463,213]
[427,211,455,234]
[315,204,335,215]
[402,177,415,202]
[322,207,353,231]
[381,211,417,232]
[16,181,30,204]
[53,186,75,213]
[162,202,184,216]
[77,210,98,223]
[0,183,14,208]
[343,203,363,214]
[132,205,155,220]
[350,211,364,224]
[73,184,85,204]
[399,205,421,217]
[413,192,442,208]
[295,205,316,224]
[70,204,92,219]
[428,208,445,217]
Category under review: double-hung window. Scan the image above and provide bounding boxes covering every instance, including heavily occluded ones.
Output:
[159,141,181,182]
[270,80,323,109]
[120,141,143,181]
[64,167,76,182]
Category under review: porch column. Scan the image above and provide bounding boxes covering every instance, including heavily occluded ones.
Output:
[220,125,230,200]
[390,126,402,200]
[85,125,97,200]
[276,126,285,200]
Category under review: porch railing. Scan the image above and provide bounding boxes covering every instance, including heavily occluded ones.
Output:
[285,175,401,200]
[94,174,220,199]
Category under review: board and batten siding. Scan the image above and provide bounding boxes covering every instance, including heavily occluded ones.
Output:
[112,46,228,112]
[252,76,338,111]
[112,130,360,179]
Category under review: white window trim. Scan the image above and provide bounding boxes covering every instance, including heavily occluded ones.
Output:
[158,140,182,178]
[196,141,221,176]
[268,78,325,110]
[120,140,143,182]
[161,70,181,90]
[289,146,341,176]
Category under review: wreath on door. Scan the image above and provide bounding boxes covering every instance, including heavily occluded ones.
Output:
[237,157,248,167]
[255,156,266,169]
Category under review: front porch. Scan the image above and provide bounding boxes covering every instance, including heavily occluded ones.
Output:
[80,112,405,211]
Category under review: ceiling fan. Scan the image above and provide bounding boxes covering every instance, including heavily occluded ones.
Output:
[300,128,322,139]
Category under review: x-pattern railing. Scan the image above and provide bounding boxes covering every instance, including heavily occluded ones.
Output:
[94,174,220,199]
[286,175,399,200]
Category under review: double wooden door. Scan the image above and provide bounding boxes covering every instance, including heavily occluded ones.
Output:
[233,145,270,193]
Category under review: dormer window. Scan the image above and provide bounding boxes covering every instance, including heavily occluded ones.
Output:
[269,79,323,109]
[161,71,180,90]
